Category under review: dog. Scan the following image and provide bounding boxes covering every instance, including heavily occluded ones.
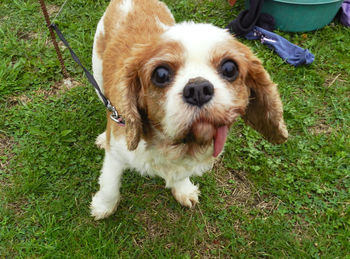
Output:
[90,0,288,220]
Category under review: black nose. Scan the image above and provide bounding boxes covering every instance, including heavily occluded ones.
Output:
[183,77,214,107]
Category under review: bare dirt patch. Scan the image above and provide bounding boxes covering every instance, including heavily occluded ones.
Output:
[44,37,67,51]
[309,121,333,135]
[214,160,256,208]
[0,15,9,26]
[192,206,231,258]
[16,30,38,41]
[324,73,348,88]
[0,133,14,173]
[47,4,60,17]
[4,199,27,217]
[0,134,26,216]
[135,207,178,240]
[134,202,226,257]
[213,160,281,215]
[132,198,181,250]
[8,78,81,107]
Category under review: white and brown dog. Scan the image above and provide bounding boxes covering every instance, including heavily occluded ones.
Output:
[90,0,288,220]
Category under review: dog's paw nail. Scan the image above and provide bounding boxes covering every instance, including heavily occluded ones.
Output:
[172,186,200,208]
[90,194,119,220]
[90,204,112,220]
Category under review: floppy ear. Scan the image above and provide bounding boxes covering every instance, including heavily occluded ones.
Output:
[243,55,288,144]
[119,61,143,151]
[116,42,160,151]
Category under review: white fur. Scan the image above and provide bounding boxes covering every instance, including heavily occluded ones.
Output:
[171,177,200,208]
[91,132,213,219]
[90,150,124,220]
[119,0,133,14]
[92,12,105,96]
[162,23,236,138]
[162,22,232,60]
[108,133,213,185]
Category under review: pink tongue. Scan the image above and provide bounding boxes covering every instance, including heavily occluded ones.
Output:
[213,126,228,157]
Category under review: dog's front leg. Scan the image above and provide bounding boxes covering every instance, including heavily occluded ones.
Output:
[170,177,200,208]
[90,151,125,220]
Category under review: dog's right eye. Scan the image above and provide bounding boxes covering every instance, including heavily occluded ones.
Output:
[220,59,238,82]
[152,66,172,87]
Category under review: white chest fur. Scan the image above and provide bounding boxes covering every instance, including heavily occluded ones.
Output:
[91,132,213,219]
[107,133,215,187]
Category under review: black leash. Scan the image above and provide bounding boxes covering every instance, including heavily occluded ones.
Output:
[49,23,125,125]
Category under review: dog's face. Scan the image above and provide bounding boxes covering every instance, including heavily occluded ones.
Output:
[115,23,288,156]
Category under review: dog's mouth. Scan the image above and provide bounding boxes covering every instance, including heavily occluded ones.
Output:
[170,107,243,157]
[191,121,229,157]
[213,125,229,157]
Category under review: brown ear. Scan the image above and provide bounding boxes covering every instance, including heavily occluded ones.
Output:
[243,55,288,144]
[119,62,143,151]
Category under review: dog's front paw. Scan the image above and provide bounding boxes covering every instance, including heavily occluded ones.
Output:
[90,192,119,220]
[171,179,200,208]
[95,131,106,149]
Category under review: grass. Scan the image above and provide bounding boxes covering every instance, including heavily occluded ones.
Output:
[1,0,349,257]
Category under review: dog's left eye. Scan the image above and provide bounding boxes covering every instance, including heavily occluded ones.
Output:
[220,59,238,82]
[152,66,172,87]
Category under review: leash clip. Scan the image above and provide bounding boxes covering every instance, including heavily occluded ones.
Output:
[48,23,125,126]
[106,100,125,126]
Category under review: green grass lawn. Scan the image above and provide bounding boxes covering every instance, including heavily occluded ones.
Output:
[1,0,349,257]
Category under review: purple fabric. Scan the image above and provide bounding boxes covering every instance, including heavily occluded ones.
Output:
[245,26,315,67]
[341,0,350,27]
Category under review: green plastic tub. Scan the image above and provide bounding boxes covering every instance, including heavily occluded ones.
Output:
[246,0,344,32]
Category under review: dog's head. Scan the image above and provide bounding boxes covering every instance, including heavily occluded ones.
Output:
[113,22,288,156]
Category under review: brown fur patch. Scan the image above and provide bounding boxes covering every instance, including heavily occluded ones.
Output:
[96,33,106,58]
[99,0,179,150]
[210,39,288,145]
[137,41,185,134]
[236,42,288,144]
